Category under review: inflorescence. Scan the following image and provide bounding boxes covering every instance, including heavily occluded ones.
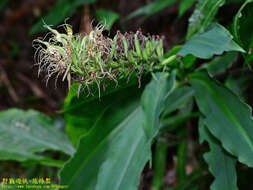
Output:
[33,23,167,96]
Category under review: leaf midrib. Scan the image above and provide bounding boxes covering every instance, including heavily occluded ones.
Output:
[66,106,140,187]
[114,126,144,190]
[194,78,253,155]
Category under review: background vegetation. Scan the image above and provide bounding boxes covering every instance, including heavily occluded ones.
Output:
[0,0,253,189]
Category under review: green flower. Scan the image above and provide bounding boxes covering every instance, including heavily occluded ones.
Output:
[33,23,167,96]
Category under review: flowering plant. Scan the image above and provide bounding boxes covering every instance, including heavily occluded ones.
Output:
[34,24,172,96]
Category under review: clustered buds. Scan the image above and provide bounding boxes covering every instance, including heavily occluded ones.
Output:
[33,23,166,96]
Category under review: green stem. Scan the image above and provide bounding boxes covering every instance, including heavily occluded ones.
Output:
[160,55,177,66]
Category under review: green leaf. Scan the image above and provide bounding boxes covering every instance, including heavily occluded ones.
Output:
[163,46,182,67]
[29,0,96,35]
[176,131,187,184]
[203,52,238,76]
[227,0,244,2]
[232,2,253,66]
[190,71,253,167]
[165,45,182,57]
[161,112,199,132]
[0,109,75,163]
[163,86,194,116]
[186,0,225,39]
[60,72,175,190]
[96,9,119,30]
[199,118,238,190]
[142,71,176,138]
[63,75,140,113]
[124,0,177,21]
[63,77,141,146]
[60,93,143,190]
[152,138,168,190]
[233,0,253,46]
[178,0,195,18]
[182,54,197,69]
[225,75,251,101]
[64,85,141,146]
[179,23,245,59]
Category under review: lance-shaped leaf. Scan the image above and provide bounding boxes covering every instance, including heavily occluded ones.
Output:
[62,77,141,146]
[199,118,238,190]
[190,71,253,167]
[124,0,177,21]
[186,0,225,39]
[179,23,245,59]
[0,109,75,163]
[162,86,194,116]
[178,0,195,18]
[60,72,175,190]
[30,0,96,34]
[142,71,176,139]
[233,0,253,45]
[151,138,168,190]
[203,52,238,76]
[96,9,119,30]
[60,90,142,190]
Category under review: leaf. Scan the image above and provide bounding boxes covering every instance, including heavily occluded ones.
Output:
[179,23,245,59]
[199,118,238,190]
[142,71,176,138]
[233,0,253,46]
[124,0,177,21]
[91,108,148,190]
[62,75,140,113]
[96,9,119,30]
[151,138,168,190]
[178,0,195,18]
[190,71,253,167]
[186,0,225,39]
[161,112,199,132]
[60,93,142,190]
[232,1,253,66]
[63,77,142,146]
[163,86,194,116]
[29,0,96,35]
[176,131,187,184]
[64,85,142,146]
[203,52,238,76]
[60,72,175,190]
[163,46,182,67]
[227,0,244,2]
[225,75,251,101]
[0,109,75,164]
[182,54,197,69]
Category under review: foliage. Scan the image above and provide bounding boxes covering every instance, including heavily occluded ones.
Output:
[2,0,253,189]
[30,0,96,35]
[178,0,195,18]
[124,0,178,21]
[186,0,225,39]
[60,72,176,189]
[178,23,244,59]
[190,71,253,167]
[0,109,75,167]
[199,118,238,190]
[96,9,119,30]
